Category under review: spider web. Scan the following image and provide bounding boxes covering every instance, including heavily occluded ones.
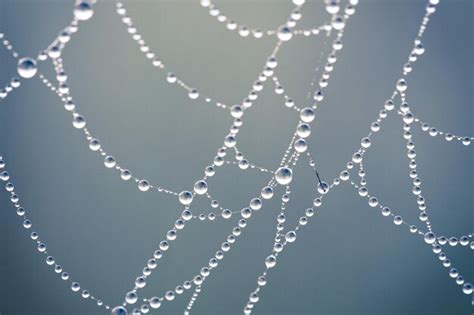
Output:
[0,0,472,314]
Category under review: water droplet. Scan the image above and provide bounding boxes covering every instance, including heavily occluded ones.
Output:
[396,79,407,92]
[265,255,277,268]
[285,231,297,243]
[393,216,403,225]
[230,105,243,118]
[135,276,146,288]
[71,282,81,292]
[125,291,138,304]
[275,167,293,185]
[324,0,340,14]
[120,169,131,181]
[149,297,161,309]
[293,0,305,5]
[188,89,199,99]
[294,138,307,152]
[331,15,345,30]
[104,156,116,168]
[74,1,94,21]
[111,306,128,315]
[72,114,86,129]
[165,291,175,301]
[138,180,150,192]
[368,197,378,207]
[17,58,37,79]
[261,186,273,199]
[193,180,208,195]
[361,137,371,148]
[179,191,193,205]
[317,181,329,194]
[297,123,311,138]
[462,283,472,295]
[300,107,315,123]
[277,26,292,41]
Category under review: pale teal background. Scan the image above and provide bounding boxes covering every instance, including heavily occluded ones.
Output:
[0,0,472,314]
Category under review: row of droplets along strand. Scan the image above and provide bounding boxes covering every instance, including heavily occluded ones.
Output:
[353,159,472,245]
[199,0,341,39]
[115,1,323,111]
[0,162,112,310]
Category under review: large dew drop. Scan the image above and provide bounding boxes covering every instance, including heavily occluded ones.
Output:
[111,306,128,315]
[179,191,193,205]
[265,255,277,268]
[17,58,37,79]
[74,0,94,21]
[274,167,293,185]
[277,26,292,41]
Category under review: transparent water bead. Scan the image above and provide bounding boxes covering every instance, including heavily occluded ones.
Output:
[71,282,80,291]
[313,90,324,102]
[294,138,307,152]
[265,255,277,268]
[463,283,473,295]
[121,169,131,180]
[414,42,425,55]
[135,276,146,288]
[277,26,292,41]
[393,216,403,225]
[297,123,311,138]
[72,114,86,129]
[275,167,293,185]
[331,15,345,30]
[111,306,128,315]
[149,297,161,309]
[285,231,297,243]
[368,197,378,207]
[324,0,340,14]
[230,105,243,118]
[384,99,395,111]
[261,186,273,199]
[266,57,278,68]
[361,137,371,148]
[317,181,329,194]
[300,107,315,123]
[292,0,305,5]
[74,0,94,21]
[17,58,37,79]
[138,180,150,192]
[424,232,436,244]
[125,291,138,304]
[188,89,199,99]
[179,191,193,205]
[193,180,208,195]
[165,291,175,301]
[396,79,407,92]
[104,156,116,168]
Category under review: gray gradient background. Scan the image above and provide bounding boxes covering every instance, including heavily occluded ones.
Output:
[0,0,472,314]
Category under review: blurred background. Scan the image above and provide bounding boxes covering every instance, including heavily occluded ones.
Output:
[0,0,472,314]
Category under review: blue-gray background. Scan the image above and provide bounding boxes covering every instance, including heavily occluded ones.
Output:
[0,0,472,314]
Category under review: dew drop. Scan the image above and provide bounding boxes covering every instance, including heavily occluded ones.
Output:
[17,58,37,79]
[274,167,293,185]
